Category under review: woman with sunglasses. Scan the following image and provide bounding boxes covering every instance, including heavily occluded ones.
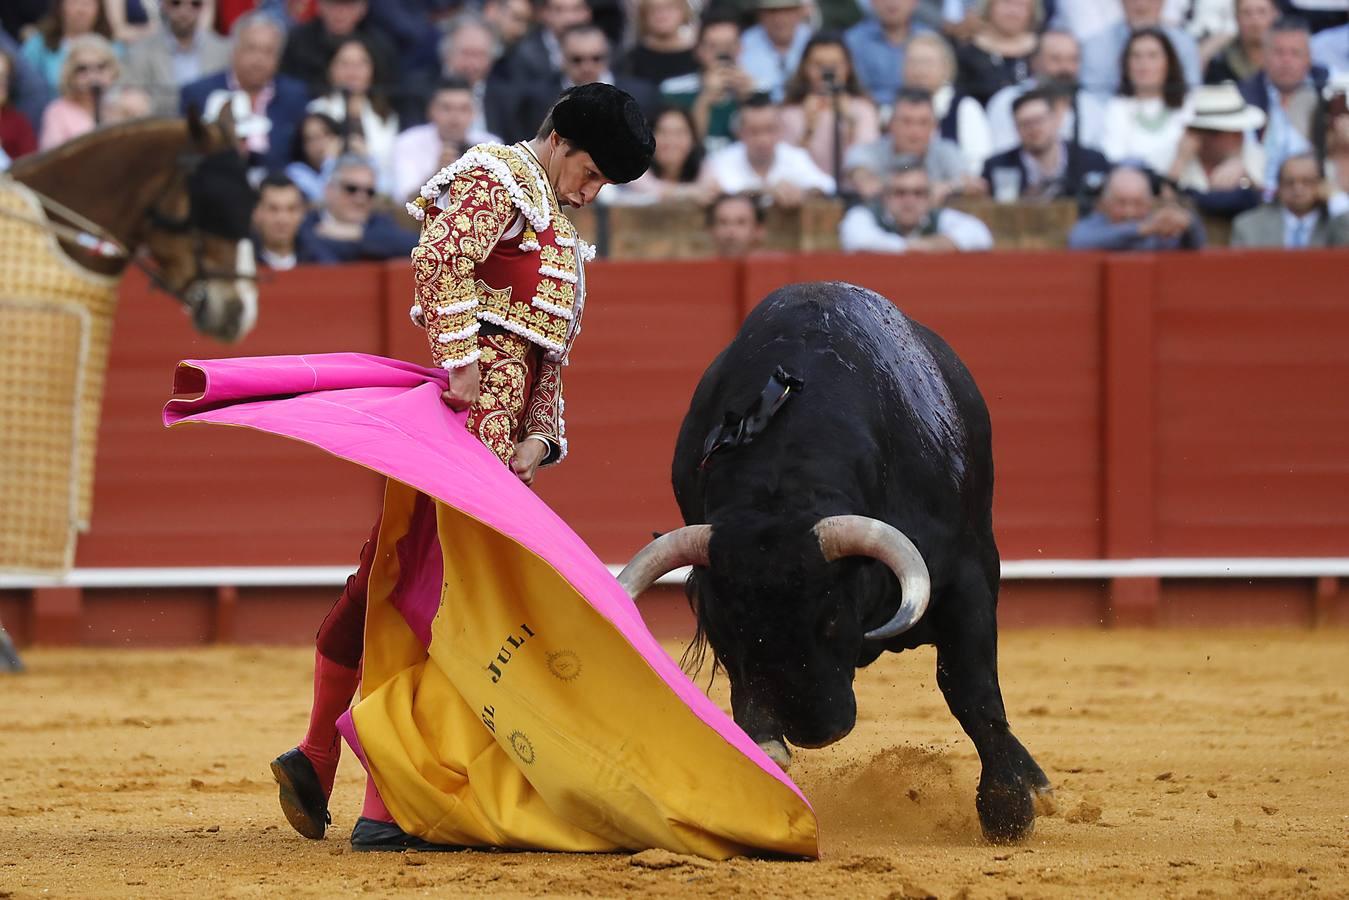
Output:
[39,33,120,151]
[21,0,120,94]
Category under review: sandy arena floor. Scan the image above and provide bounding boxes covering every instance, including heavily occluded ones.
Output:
[1,630,1346,899]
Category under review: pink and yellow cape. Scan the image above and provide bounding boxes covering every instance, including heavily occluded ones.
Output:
[164,353,818,859]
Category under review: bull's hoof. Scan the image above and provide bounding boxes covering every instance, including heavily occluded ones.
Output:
[1031,783,1058,817]
[976,778,1036,844]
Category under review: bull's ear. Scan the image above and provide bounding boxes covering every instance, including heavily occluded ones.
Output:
[185,103,208,147]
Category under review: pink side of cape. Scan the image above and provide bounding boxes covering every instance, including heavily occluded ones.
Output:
[164,352,808,806]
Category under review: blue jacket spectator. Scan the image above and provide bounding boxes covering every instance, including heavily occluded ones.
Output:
[739,0,812,102]
[845,0,933,106]
[1068,166,1206,251]
[180,14,308,174]
[296,155,418,264]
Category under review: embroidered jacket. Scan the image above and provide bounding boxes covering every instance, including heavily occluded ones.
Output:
[408,142,590,464]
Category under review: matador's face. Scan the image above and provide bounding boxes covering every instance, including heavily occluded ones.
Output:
[545,134,614,208]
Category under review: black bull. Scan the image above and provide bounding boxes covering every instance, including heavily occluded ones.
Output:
[620,282,1055,843]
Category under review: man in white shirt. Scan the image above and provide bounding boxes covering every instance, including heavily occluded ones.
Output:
[386,78,498,204]
[1231,153,1349,247]
[699,94,836,204]
[840,161,993,252]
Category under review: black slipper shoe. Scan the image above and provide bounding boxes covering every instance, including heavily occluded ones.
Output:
[270,748,331,840]
[350,817,463,852]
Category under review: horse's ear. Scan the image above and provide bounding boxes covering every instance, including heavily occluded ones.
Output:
[185,103,209,147]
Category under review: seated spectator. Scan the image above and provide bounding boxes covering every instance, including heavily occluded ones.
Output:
[40,34,119,151]
[619,0,697,85]
[902,31,992,174]
[0,49,38,165]
[21,0,117,95]
[739,0,813,102]
[707,192,767,256]
[1169,82,1266,218]
[306,36,399,179]
[99,83,152,123]
[1080,0,1202,94]
[286,112,343,203]
[252,173,307,270]
[1231,153,1349,247]
[981,88,1110,203]
[779,33,880,180]
[1205,0,1277,84]
[496,0,591,87]
[699,93,836,205]
[845,88,971,202]
[482,0,534,55]
[1068,165,1206,250]
[0,26,51,129]
[433,17,509,139]
[608,106,710,204]
[840,161,994,252]
[1239,17,1330,192]
[182,14,309,172]
[1310,23,1348,78]
[987,30,1107,154]
[297,155,418,263]
[387,79,497,205]
[1103,28,1194,177]
[555,24,661,119]
[660,14,757,154]
[953,0,1037,107]
[122,0,230,115]
[844,0,933,107]
[280,0,397,99]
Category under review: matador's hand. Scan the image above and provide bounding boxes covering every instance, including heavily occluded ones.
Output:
[509,438,549,487]
[443,361,480,411]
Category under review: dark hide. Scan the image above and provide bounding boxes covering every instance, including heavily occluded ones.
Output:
[671,281,1052,842]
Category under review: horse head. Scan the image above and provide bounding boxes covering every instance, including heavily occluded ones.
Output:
[140,104,260,343]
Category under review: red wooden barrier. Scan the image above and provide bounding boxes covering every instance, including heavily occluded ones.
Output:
[4,250,1348,645]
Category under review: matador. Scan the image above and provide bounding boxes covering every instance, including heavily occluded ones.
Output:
[268,83,654,852]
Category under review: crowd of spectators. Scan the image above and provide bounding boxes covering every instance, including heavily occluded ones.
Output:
[1,0,1347,262]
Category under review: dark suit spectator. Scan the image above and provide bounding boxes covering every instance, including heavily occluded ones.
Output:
[1068,165,1206,251]
[280,0,398,99]
[1237,17,1329,191]
[1170,83,1266,218]
[516,25,662,129]
[981,89,1110,203]
[1080,0,1202,94]
[297,155,418,263]
[123,0,231,115]
[619,0,697,85]
[659,14,756,154]
[182,13,310,173]
[844,0,933,107]
[0,27,50,129]
[1231,153,1349,248]
[1205,0,1278,84]
[496,0,591,87]
[251,173,307,271]
[0,48,38,167]
[707,193,766,257]
[953,0,1037,107]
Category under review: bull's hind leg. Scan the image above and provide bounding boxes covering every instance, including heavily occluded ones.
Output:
[933,562,1053,843]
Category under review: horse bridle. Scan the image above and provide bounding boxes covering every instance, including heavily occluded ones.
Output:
[140,149,259,317]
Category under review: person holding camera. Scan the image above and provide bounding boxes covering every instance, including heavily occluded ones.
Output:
[779,33,879,180]
[660,14,758,153]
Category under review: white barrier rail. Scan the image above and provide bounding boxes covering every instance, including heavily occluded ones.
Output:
[2,558,1348,590]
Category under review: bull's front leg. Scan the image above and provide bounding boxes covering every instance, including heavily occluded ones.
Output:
[932,565,1054,843]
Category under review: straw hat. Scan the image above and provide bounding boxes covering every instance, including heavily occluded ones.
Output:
[1188,83,1266,133]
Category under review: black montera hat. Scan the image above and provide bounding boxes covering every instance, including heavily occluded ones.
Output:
[550,83,655,184]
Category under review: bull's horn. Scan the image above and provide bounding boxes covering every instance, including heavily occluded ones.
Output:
[618,525,712,599]
[814,515,931,641]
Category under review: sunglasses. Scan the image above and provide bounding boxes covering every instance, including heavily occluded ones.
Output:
[885,187,928,198]
[339,182,376,198]
[567,54,607,64]
[166,0,205,7]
